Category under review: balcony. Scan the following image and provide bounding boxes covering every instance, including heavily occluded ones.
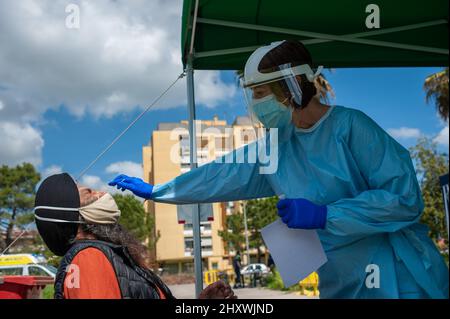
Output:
[184,249,213,257]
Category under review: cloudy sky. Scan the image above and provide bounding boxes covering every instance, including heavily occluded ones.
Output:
[0,0,448,192]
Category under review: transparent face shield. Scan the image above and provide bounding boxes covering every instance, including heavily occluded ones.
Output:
[242,63,323,131]
[242,78,291,132]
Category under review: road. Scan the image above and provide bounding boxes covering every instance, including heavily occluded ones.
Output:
[168,284,318,299]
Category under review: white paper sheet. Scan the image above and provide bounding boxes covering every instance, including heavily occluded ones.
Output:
[261,219,328,287]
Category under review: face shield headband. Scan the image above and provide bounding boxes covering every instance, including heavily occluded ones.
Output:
[243,63,323,89]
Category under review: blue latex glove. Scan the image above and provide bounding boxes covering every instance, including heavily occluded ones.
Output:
[108,174,154,199]
[277,198,327,229]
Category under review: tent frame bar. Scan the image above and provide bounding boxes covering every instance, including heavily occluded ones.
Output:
[194,19,448,59]
[185,0,204,299]
[195,18,449,56]
[186,59,204,299]
[195,45,260,59]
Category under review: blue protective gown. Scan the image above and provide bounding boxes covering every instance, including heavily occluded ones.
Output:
[152,105,449,299]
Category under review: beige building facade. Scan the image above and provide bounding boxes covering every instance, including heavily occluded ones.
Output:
[142,116,257,274]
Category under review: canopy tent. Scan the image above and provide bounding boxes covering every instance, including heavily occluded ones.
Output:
[182,0,448,70]
[180,0,448,297]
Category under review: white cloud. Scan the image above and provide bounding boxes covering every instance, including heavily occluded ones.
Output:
[387,127,422,140]
[0,1,235,119]
[0,0,236,167]
[41,165,63,178]
[0,121,44,166]
[195,71,237,108]
[79,174,109,192]
[106,161,142,178]
[434,125,449,147]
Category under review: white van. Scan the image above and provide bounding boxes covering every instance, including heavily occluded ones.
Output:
[0,254,57,278]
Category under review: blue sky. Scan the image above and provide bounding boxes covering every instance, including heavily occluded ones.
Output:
[38,67,448,188]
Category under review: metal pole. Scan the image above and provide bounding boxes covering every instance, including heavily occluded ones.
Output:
[443,186,449,241]
[446,200,449,241]
[441,175,449,241]
[186,58,203,297]
[242,201,250,265]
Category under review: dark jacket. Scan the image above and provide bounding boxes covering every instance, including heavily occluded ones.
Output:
[54,240,174,299]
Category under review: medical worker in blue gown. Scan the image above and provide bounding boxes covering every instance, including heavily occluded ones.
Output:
[110,40,449,299]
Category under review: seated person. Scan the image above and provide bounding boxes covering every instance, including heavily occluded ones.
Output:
[34,173,236,299]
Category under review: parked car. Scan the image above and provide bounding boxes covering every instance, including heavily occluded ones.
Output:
[240,263,271,288]
[0,253,47,266]
[0,254,57,278]
[0,264,57,278]
[240,263,270,276]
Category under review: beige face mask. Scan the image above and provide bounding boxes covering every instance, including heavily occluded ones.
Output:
[79,193,121,224]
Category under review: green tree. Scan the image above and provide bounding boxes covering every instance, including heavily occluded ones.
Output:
[424,68,449,121]
[246,197,279,262]
[218,198,279,263]
[113,194,159,250]
[0,163,40,251]
[38,235,62,267]
[218,210,245,253]
[410,137,449,241]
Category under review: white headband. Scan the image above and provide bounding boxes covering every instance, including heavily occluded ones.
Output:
[34,193,121,225]
[34,206,85,224]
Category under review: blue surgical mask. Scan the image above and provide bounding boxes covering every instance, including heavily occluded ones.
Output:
[252,95,292,128]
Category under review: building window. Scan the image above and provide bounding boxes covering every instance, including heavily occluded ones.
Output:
[179,135,190,157]
[202,223,212,231]
[201,237,213,247]
[184,237,194,253]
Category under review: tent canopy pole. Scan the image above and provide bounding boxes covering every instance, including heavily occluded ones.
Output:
[186,0,203,298]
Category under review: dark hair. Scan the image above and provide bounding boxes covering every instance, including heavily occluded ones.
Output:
[80,223,151,270]
[259,40,317,108]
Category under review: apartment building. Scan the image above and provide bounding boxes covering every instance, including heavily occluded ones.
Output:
[142,116,257,274]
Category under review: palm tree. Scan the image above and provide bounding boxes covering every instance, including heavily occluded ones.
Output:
[424,68,449,121]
